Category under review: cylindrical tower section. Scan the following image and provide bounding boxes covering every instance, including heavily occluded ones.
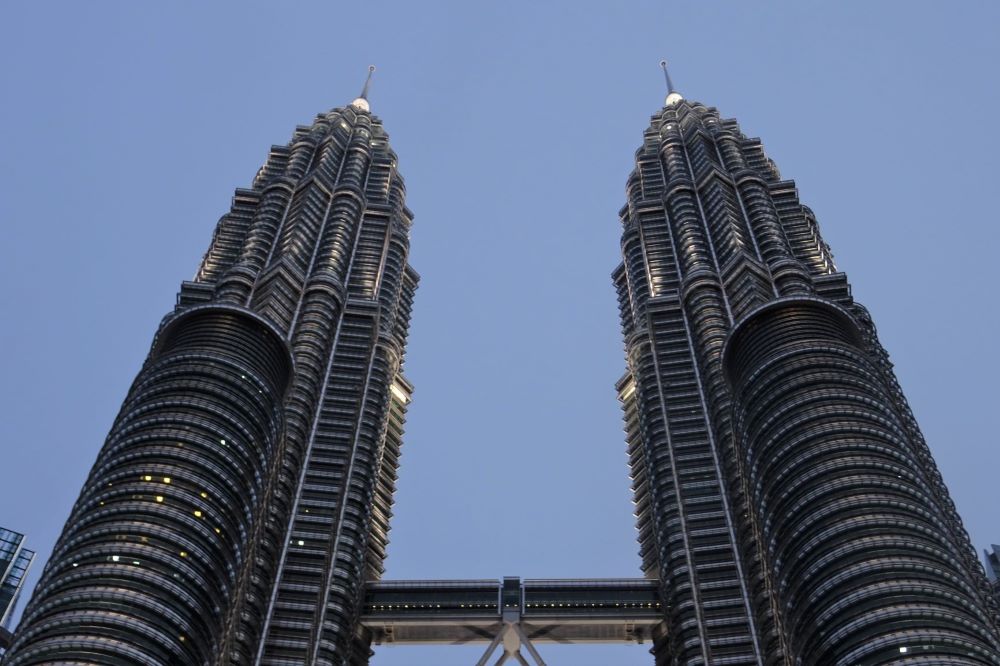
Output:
[723,298,1000,664]
[4,307,291,666]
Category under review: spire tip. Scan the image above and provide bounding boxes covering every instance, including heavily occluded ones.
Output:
[360,65,375,99]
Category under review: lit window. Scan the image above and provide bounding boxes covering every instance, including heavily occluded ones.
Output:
[179,551,188,558]
[163,477,171,484]
[155,496,164,503]
[194,510,203,518]
[111,555,120,562]
[390,382,410,404]
[143,475,153,481]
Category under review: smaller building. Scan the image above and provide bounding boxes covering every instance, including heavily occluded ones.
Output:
[985,544,1000,603]
[0,527,35,651]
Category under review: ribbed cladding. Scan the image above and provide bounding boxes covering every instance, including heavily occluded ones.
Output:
[617,101,770,665]
[174,105,416,665]
[724,299,1000,665]
[364,374,412,581]
[205,110,375,665]
[255,107,416,666]
[193,143,291,288]
[852,306,1000,645]
[663,104,771,320]
[192,112,363,303]
[706,122,811,298]
[3,308,290,666]
[616,372,657,577]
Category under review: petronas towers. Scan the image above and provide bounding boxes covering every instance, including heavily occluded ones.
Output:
[4,70,1000,665]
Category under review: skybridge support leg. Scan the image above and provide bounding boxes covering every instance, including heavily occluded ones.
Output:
[475,610,546,666]
[512,622,546,665]
[476,632,504,666]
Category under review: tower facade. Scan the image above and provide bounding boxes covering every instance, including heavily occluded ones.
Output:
[3,85,417,666]
[614,85,1000,664]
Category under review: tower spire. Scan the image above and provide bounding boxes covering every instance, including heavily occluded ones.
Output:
[660,59,683,107]
[351,65,376,112]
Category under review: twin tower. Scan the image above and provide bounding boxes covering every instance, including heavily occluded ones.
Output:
[4,73,1000,665]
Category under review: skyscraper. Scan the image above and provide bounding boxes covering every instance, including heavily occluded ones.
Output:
[985,545,1000,605]
[3,73,417,666]
[0,528,34,652]
[614,67,1000,663]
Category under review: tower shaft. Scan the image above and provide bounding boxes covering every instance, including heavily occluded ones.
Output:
[615,99,1000,664]
[4,102,417,666]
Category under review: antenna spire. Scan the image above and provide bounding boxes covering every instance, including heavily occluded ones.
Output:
[659,59,684,107]
[360,65,375,100]
[660,60,674,94]
[352,65,376,112]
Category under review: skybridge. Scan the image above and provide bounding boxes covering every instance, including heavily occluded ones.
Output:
[361,577,663,665]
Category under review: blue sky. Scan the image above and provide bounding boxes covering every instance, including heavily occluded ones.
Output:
[2,2,998,664]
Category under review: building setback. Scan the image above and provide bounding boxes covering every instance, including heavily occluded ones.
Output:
[614,76,1000,664]
[2,79,417,666]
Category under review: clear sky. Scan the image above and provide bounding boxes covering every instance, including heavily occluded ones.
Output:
[1,2,998,664]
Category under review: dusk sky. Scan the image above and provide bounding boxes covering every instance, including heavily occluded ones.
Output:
[2,2,998,664]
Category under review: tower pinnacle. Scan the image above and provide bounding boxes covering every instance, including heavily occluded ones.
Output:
[660,59,683,107]
[351,64,376,112]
